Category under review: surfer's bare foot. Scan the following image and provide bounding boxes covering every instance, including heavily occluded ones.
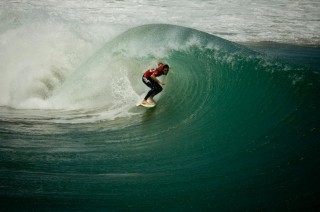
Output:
[147,98,155,104]
[141,100,148,104]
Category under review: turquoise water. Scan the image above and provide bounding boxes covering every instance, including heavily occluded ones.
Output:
[1,24,320,210]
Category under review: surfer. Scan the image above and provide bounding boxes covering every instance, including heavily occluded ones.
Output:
[141,62,170,105]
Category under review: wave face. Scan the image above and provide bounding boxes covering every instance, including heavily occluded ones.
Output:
[1,24,320,210]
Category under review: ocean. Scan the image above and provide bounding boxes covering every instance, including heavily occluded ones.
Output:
[1,0,320,211]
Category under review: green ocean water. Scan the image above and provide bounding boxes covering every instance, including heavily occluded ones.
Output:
[1,24,320,211]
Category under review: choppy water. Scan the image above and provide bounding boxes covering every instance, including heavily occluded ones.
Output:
[1,1,320,211]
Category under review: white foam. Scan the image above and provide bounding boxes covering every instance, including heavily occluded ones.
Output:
[0,13,123,110]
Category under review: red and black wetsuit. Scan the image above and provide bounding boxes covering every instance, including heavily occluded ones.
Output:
[142,66,165,101]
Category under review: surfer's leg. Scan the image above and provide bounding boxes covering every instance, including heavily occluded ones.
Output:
[151,83,162,97]
[145,90,154,101]
[142,77,153,88]
[142,77,156,102]
[155,84,163,95]
[145,83,162,104]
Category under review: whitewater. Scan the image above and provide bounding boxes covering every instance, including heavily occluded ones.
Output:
[1,0,320,211]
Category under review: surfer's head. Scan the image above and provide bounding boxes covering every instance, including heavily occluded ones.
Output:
[163,64,169,75]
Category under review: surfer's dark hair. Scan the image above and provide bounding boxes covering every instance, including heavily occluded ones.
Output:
[163,64,169,70]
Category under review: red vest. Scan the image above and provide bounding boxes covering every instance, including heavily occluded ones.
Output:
[143,66,164,78]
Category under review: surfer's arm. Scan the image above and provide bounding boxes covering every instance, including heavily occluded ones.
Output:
[151,74,164,85]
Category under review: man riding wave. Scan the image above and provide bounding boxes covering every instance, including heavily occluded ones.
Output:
[141,62,170,105]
